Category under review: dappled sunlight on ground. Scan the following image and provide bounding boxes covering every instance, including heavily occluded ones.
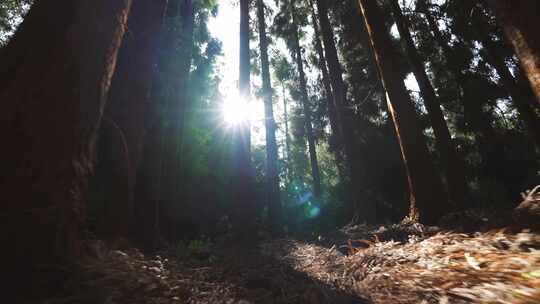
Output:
[22,224,539,304]
[265,224,540,303]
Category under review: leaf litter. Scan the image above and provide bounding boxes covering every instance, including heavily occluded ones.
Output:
[24,223,539,304]
[264,222,540,303]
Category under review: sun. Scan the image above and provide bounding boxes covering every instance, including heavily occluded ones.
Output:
[222,92,253,125]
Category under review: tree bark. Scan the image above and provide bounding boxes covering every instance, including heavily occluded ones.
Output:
[487,0,540,105]
[471,8,540,149]
[317,0,375,221]
[389,0,471,209]
[483,43,540,147]
[282,83,294,185]
[291,0,322,199]
[257,0,282,234]
[101,0,168,242]
[421,1,500,174]
[309,0,338,145]
[154,0,195,242]
[231,0,258,241]
[89,118,131,239]
[358,0,446,224]
[0,0,131,284]
[457,2,540,151]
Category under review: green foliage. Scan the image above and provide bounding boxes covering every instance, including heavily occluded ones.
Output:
[187,238,211,252]
[91,0,540,240]
[0,0,30,44]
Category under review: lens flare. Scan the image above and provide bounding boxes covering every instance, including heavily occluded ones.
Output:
[307,206,321,219]
[222,92,252,125]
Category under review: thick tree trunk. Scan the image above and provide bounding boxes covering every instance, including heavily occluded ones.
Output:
[389,0,471,209]
[358,0,446,224]
[157,0,195,242]
[0,0,131,285]
[231,0,258,241]
[89,118,131,239]
[134,122,162,252]
[487,0,540,104]
[257,0,282,234]
[100,0,168,242]
[291,0,322,199]
[317,0,375,221]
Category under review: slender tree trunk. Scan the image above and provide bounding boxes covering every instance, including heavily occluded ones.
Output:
[316,0,374,221]
[358,0,446,224]
[471,15,540,149]
[309,0,338,145]
[101,0,168,242]
[257,0,282,233]
[421,2,500,172]
[389,0,471,209]
[484,47,540,146]
[0,0,131,287]
[231,0,258,241]
[291,0,322,199]
[487,0,540,104]
[282,83,293,184]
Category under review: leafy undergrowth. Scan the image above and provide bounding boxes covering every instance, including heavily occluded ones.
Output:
[24,224,539,304]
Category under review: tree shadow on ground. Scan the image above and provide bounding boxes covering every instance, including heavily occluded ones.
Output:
[207,243,370,304]
[17,240,370,304]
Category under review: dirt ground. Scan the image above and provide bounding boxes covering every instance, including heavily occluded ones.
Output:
[21,222,539,304]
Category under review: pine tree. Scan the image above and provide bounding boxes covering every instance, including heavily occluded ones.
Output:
[487,0,540,104]
[256,0,282,233]
[357,0,446,224]
[290,0,322,199]
[389,0,471,209]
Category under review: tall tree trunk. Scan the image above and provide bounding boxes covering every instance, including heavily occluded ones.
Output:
[291,0,322,199]
[89,118,131,239]
[0,0,131,286]
[156,0,195,242]
[134,121,162,251]
[517,70,540,110]
[257,0,282,233]
[357,0,446,224]
[316,0,375,221]
[483,44,540,147]
[389,0,471,209]
[282,83,293,184]
[471,14,540,149]
[487,0,540,104]
[100,0,168,242]
[309,0,338,145]
[421,1,500,174]
[231,0,258,241]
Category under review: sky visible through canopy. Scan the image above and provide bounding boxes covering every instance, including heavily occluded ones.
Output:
[207,0,420,147]
[208,1,267,146]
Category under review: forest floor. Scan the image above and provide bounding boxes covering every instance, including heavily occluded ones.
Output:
[24,220,539,304]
